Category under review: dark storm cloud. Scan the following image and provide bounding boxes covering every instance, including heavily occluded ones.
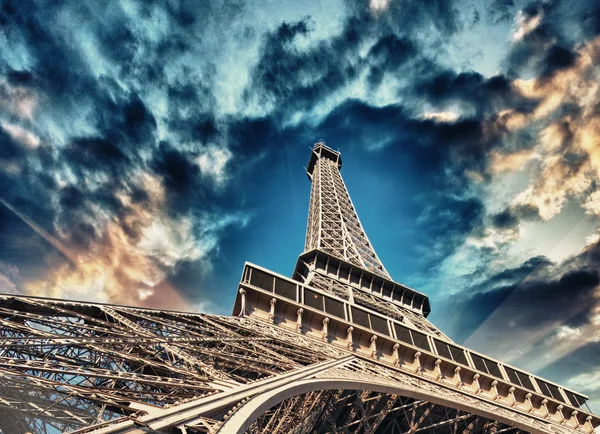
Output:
[4,69,34,86]
[414,71,536,116]
[1,0,227,147]
[153,142,200,194]
[436,230,600,365]
[167,82,220,144]
[436,252,599,343]
[245,0,464,117]
[570,236,600,275]
[43,90,159,249]
[503,3,556,77]
[227,115,285,168]
[486,0,515,24]
[534,0,600,39]
[490,208,519,229]
[366,35,418,88]
[478,255,553,288]
[150,141,214,215]
[490,203,541,229]
[543,45,578,74]
[539,342,600,402]
[502,0,598,79]
[0,124,26,162]
[243,16,362,115]
[582,4,600,37]
[416,196,484,262]
[317,99,503,181]
[106,95,158,146]
[372,34,417,61]
[0,121,59,245]
[56,183,127,247]
[0,2,99,112]
[508,37,579,80]
[64,138,130,174]
[0,0,253,308]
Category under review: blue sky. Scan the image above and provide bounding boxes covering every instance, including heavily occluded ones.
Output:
[1,0,600,410]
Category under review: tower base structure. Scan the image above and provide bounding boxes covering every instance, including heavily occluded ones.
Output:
[0,290,597,434]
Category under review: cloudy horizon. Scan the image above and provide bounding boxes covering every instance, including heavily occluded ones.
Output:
[1,0,599,411]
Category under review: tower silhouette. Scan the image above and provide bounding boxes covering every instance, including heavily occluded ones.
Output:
[0,142,597,433]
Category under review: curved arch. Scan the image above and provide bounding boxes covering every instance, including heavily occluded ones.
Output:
[217,377,556,434]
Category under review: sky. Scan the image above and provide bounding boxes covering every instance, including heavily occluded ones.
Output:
[0,0,599,411]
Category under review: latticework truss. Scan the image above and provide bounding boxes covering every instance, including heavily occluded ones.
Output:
[249,390,522,434]
[0,295,330,433]
[305,144,390,279]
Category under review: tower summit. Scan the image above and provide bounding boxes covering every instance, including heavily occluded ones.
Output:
[0,143,598,433]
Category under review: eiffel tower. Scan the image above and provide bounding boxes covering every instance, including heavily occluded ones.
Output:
[0,142,598,434]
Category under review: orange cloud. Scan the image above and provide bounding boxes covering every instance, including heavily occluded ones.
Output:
[494,36,600,221]
[21,168,247,311]
[22,172,200,310]
[1,122,41,149]
[490,148,537,174]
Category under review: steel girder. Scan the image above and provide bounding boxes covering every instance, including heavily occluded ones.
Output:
[0,295,595,434]
[0,295,328,433]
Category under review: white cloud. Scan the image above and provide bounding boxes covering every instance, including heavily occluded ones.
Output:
[370,0,390,12]
[512,11,543,42]
[466,226,520,251]
[195,145,233,187]
[583,191,600,216]
[421,111,460,123]
[1,122,40,149]
[550,324,585,343]
[0,161,21,175]
[507,37,600,222]
[0,262,20,295]
[586,230,600,247]
[567,368,600,393]
[138,216,205,268]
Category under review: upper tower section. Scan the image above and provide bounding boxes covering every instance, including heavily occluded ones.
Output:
[304,142,390,279]
[306,141,342,178]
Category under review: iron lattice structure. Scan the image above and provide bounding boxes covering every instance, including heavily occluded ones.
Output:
[304,146,389,279]
[0,142,598,434]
